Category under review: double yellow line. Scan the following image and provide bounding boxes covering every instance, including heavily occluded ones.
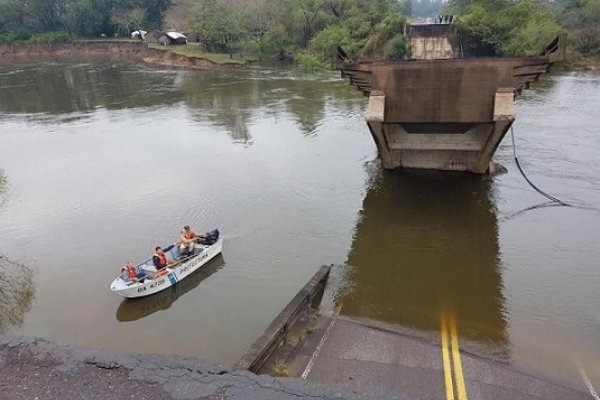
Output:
[441,309,468,400]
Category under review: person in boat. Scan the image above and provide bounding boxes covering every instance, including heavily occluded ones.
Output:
[179,225,203,255]
[152,247,169,270]
[121,262,145,282]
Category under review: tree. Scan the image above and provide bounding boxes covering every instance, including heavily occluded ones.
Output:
[0,0,24,33]
[243,0,279,60]
[451,0,560,56]
[110,6,146,36]
[191,0,244,57]
[556,0,600,55]
[143,0,171,29]
[63,0,110,37]
[294,0,328,48]
[311,24,353,63]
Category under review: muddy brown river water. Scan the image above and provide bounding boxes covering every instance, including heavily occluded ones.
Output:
[0,61,598,390]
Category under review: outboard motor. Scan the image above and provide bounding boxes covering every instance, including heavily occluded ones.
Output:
[197,229,219,245]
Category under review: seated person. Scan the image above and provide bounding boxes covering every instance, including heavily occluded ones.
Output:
[179,225,202,255]
[152,246,169,269]
[121,262,145,282]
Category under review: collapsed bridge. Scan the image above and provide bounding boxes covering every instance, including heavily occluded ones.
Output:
[341,24,566,174]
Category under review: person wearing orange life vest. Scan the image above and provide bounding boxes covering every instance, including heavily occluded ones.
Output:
[121,261,144,282]
[179,225,203,256]
[152,247,169,270]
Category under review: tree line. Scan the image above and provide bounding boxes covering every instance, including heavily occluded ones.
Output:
[0,0,171,42]
[0,0,598,64]
[449,0,600,59]
[186,0,412,64]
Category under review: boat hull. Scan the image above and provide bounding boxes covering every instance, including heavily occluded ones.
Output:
[110,238,223,298]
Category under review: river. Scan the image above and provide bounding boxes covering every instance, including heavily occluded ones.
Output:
[0,60,598,391]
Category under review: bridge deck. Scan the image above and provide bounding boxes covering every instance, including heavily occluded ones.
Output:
[287,316,591,400]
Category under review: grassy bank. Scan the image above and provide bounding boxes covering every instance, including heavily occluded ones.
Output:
[147,43,255,65]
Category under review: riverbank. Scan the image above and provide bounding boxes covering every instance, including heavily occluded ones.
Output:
[564,55,600,72]
[0,41,250,69]
[1,40,597,72]
[0,336,394,400]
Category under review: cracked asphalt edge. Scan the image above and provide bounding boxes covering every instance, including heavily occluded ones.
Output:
[0,336,411,400]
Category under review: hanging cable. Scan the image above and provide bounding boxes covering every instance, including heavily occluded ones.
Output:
[510,126,571,207]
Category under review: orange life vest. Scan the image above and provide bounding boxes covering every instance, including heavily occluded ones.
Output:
[123,264,137,279]
[154,252,168,267]
[183,230,196,240]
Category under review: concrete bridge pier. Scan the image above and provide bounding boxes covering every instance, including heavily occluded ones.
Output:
[341,34,565,174]
[365,87,516,174]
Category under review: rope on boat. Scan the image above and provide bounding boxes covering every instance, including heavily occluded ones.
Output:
[510,126,571,207]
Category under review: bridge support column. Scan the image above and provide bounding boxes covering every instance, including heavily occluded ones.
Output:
[366,91,395,169]
[365,87,516,174]
[474,87,516,173]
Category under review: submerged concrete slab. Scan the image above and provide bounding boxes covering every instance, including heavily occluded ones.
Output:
[289,316,591,400]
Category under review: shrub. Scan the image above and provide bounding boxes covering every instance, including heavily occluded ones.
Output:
[27,31,70,44]
[384,34,409,60]
[311,24,354,63]
[0,30,31,44]
[453,0,560,57]
[296,52,329,71]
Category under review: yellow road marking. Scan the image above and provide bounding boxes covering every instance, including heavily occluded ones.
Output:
[449,312,468,400]
[441,314,455,400]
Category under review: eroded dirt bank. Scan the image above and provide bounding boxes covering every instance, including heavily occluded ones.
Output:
[0,41,243,69]
[0,336,397,400]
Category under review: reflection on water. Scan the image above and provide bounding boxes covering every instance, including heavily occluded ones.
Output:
[0,60,371,365]
[0,61,598,387]
[0,62,363,140]
[0,256,35,334]
[0,63,184,115]
[340,169,509,358]
[116,255,225,322]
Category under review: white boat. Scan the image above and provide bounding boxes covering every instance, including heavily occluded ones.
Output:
[110,230,222,299]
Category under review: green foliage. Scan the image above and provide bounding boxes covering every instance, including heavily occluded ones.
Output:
[63,0,109,38]
[296,51,330,70]
[3,0,594,67]
[311,24,353,61]
[359,14,408,60]
[555,0,600,56]
[452,0,560,56]
[293,0,331,48]
[0,0,171,39]
[384,33,409,60]
[0,30,29,44]
[191,0,244,57]
[27,31,69,43]
[306,0,409,62]
[185,0,410,65]
[0,0,23,34]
